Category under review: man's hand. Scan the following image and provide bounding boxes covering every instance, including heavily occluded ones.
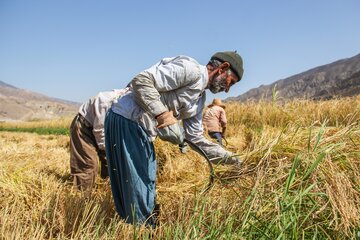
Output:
[178,142,188,153]
[156,111,184,144]
[156,111,177,129]
[222,153,242,167]
[157,123,184,145]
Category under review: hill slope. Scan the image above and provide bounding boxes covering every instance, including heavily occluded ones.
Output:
[228,53,360,102]
[0,81,80,121]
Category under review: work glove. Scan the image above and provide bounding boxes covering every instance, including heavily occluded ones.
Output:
[156,111,178,129]
[157,123,184,145]
[156,111,184,145]
[222,153,242,167]
[178,142,188,153]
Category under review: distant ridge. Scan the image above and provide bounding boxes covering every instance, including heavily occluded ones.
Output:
[0,80,17,89]
[227,53,360,102]
[0,80,80,121]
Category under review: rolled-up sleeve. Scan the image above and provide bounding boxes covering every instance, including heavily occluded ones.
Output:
[131,56,202,118]
[131,72,168,117]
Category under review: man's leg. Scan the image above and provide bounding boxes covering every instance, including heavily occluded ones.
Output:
[208,131,223,146]
[70,115,98,191]
[105,110,156,227]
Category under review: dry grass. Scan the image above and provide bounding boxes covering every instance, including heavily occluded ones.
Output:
[0,117,73,129]
[0,96,359,239]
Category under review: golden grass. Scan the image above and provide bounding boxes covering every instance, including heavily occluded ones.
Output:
[0,117,73,129]
[0,95,359,239]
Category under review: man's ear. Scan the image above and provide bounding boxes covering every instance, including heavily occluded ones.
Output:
[220,62,231,71]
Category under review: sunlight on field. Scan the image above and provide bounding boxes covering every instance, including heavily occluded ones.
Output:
[0,117,74,129]
[0,96,359,239]
[0,117,74,135]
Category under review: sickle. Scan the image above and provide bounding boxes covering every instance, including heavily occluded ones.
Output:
[183,139,215,192]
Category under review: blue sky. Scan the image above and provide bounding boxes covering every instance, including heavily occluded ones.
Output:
[1,1,360,103]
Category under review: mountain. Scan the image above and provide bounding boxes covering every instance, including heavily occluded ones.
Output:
[227,53,360,102]
[0,81,80,121]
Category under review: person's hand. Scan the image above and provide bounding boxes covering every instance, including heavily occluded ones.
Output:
[156,111,177,129]
[157,123,184,145]
[178,142,188,153]
[222,153,242,167]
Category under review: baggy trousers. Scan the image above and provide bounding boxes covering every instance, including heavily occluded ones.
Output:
[70,114,108,191]
[105,109,156,226]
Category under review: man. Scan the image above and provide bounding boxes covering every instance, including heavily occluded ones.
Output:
[69,89,124,191]
[203,98,227,146]
[105,51,244,226]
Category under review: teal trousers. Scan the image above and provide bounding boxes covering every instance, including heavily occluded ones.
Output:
[105,109,156,227]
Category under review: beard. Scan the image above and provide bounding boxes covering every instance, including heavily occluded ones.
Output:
[208,74,227,93]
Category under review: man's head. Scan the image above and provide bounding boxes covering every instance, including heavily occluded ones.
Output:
[208,98,226,109]
[207,51,243,93]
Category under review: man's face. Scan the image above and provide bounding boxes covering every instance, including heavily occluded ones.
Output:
[208,72,228,94]
[208,69,238,93]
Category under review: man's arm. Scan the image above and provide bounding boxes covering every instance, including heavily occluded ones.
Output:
[221,126,227,138]
[131,72,168,118]
[219,108,227,137]
[183,109,239,165]
[131,57,202,118]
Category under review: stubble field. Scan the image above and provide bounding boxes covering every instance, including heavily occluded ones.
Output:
[1,96,359,239]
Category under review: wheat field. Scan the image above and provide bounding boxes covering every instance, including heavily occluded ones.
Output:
[0,96,359,239]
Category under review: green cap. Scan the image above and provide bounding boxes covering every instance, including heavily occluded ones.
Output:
[211,51,244,81]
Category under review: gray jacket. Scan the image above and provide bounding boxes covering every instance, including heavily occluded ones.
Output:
[112,56,233,160]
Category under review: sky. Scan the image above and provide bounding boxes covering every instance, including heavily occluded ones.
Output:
[1,0,360,104]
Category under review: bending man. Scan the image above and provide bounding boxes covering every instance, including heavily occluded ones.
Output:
[105,51,244,226]
[69,89,124,191]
